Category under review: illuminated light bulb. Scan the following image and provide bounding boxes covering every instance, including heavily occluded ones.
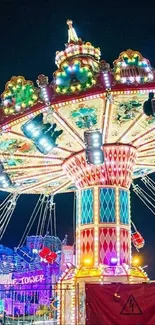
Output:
[148,73,153,80]
[121,77,126,83]
[135,76,140,82]
[77,84,81,90]
[56,87,60,92]
[132,256,142,267]
[72,65,77,72]
[142,60,147,65]
[82,255,93,267]
[121,62,127,67]
[15,104,21,112]
[115,75,120,81]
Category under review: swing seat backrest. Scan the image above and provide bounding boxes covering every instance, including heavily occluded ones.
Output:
[131,232,145,248]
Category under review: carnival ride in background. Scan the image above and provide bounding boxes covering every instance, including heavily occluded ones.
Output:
[0,234,61,318]
[0,191,62,269]
[0,19,155,324]
[0,193,70,320]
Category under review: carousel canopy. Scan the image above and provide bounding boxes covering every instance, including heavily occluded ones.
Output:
[0,20,155,194]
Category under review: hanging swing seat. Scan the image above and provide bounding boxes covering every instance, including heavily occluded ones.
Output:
[39,247,57,263]
[131,220,145,250]
[131,231,145,249]
[16,247,36,263]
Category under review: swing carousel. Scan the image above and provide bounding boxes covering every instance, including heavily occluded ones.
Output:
[0,20,155,324]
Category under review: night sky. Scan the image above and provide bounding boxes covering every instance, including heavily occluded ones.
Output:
[0,0,155,278]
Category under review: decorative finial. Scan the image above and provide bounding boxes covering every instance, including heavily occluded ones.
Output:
[36,74,49,88]
[66,19,78,43]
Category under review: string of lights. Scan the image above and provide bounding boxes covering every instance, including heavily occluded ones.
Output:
[132,182,155,215]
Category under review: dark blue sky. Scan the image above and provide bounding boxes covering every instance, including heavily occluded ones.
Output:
[0,0,155,90]
[0,0,155,278]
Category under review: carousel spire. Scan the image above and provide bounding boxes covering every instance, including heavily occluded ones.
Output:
[66,19,78,43]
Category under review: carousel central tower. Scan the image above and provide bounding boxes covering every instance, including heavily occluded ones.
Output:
[0,19,155,325]
[64,144,137,268]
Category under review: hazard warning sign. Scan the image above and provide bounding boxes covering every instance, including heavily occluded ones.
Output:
[86,283,155,325]
[120,295,142,315]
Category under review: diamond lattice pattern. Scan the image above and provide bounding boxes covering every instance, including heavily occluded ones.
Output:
[119,190,129,224]
[104,145,137,188]
[81,189,93,224]
[120,228,129,264]
[100,188,115,223]
[80,228,94,261]
[99,227,116,265]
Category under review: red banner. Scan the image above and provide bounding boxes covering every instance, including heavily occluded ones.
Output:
[86,283,155,325]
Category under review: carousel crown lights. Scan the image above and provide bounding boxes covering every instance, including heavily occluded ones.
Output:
[113,49,154,84]
[0,19,155,325]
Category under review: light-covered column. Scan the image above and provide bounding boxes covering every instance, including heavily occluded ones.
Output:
[76,185,131,267]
